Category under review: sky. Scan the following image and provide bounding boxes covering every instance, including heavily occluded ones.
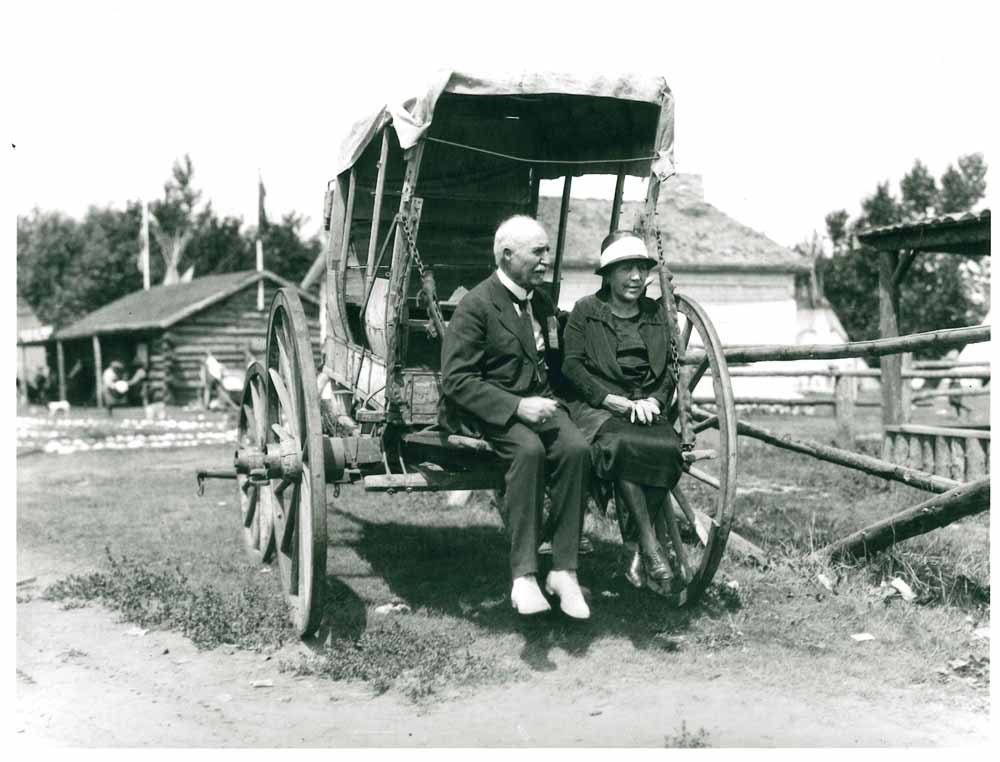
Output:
[6,0,998,250]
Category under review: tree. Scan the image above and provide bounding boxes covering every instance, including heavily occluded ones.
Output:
[150,154,201,284]
[18,155,323,329]
[900,159,938,218]
[255,212,322,284]
[818,153,989,352]
[856,181,901,231]
[939,153,987,213]
[825,210,850,252]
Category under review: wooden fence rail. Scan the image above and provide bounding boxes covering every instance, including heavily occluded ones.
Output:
[684,324,990,365]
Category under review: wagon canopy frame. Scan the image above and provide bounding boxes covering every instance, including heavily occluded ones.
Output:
[330,70,675,181]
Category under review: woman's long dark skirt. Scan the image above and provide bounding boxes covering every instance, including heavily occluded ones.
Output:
[591,415,683,488]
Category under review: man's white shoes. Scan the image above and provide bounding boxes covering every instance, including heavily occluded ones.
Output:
[511,575,551,615]
[544,570,591,620]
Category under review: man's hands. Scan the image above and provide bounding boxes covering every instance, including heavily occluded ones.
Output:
[516,396,559,425]
[603,394,634,416]
[603,395,660,425]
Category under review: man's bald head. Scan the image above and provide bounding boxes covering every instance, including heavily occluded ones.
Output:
[493,216,546,264]
[493,215,551,290]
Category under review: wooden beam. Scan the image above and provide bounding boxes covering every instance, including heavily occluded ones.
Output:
[550,175,572,306]
[892,250,917,287]
[385,141,424,420]
[365,130,391,287]
[815,478,990,562]
[878,250,903,427]
[327,171,356,344]
[834,372,857,449]
[692,408,960,494]
[684,325,990,366]
[92,335,104,408]
[56,340,66,401]
[713,367,990,379]
[857,221,990,255]
[609,164,626,233]
[528,168,541,216]
[18,346,28,404]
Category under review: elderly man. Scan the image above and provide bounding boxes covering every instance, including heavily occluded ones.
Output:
[441,215,590,619]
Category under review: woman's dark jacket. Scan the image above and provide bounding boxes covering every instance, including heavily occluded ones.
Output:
[562,290,675,443]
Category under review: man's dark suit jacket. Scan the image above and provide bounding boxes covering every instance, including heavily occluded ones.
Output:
[440,272,563,436]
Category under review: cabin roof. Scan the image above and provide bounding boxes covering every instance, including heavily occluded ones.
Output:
[55,270,318,340]
[548,176,809,273]
[856,209,990,255]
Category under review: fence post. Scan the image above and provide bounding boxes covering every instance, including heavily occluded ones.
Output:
[901,352,913,422]
[833,370,857,449]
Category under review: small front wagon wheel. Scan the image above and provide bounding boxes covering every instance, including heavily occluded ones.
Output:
[265,288,327,638]
[237,362,275,563]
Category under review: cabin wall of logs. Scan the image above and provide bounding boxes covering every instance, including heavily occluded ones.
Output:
[157,283,321,406]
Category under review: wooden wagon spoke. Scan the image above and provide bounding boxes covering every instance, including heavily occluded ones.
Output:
[249,382,265,442]
[679,318,693,352]
[242,403,259,444]
[275,331,298,423]
[269,369,300,441]
[288,485,301,596]
[688,356,709,391]
[662,495,694,582]
[242,483,258,528]
[279,488,297,558]
[685,465,721,490]
[692,415,719,435]
[671,487,710,546]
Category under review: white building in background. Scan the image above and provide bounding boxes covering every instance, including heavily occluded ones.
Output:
[542,174,863,399]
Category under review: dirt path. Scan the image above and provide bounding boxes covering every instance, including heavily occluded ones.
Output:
[16,577,990,747]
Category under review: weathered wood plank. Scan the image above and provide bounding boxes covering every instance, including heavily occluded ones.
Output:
[965,438,986,481]
[834,373,856,449]
[878,250,903,427]
[816,478,990,562]
[934,435,951,478]
[693,409,960,493]
[685,325,990,366]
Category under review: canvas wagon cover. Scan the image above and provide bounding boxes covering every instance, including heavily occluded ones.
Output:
[334,70,674,181]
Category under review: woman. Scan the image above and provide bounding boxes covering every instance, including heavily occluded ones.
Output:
[562,230,684,582]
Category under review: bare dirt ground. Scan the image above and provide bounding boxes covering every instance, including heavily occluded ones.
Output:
[16,560,990,748]
[15,412,991,748]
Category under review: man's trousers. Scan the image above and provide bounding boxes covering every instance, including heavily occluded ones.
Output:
[486,407,589,579]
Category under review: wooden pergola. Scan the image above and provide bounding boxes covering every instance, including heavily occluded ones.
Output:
[856,209,991,427]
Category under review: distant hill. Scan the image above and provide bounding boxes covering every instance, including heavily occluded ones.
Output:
[538,176,807,272]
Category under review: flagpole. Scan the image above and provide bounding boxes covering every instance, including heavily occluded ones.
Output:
[141,199,151,291]
[257,171,265,310]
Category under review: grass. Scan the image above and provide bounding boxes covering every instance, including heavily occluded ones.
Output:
[16,407,990,706]
[280,618,512,701]
[43,547,294,650]
[664,721,712,748]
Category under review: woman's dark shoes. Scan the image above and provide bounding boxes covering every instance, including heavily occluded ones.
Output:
[642,547,673,581]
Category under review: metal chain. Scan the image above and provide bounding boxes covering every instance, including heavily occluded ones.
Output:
[651,206,682,391]
[401,213,428,278]
[400,211,447,340]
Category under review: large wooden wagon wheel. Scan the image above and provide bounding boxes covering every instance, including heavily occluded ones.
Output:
[639,293,738,607]
[237,361,275,563]
[265,288,327,637]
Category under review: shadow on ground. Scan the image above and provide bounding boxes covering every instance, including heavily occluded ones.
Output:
[325,506,740,671]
